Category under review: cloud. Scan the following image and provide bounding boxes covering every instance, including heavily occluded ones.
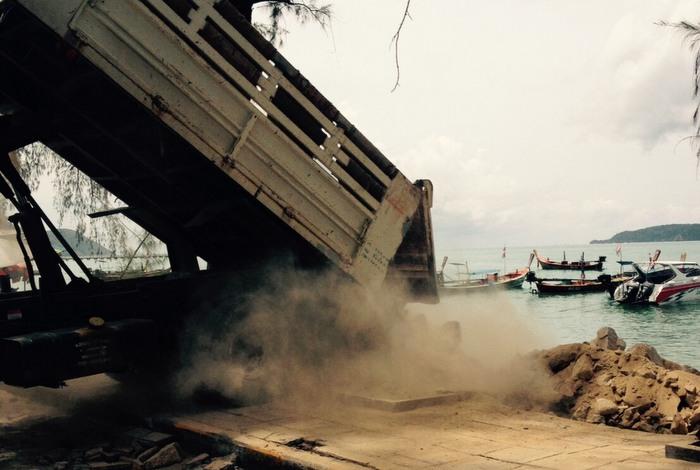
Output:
[273,0,700,248]
[576,3,697,148]
[397,135,518,225]
[397,131,700,248]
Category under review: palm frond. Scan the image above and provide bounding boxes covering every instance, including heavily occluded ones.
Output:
[658,20,700,162]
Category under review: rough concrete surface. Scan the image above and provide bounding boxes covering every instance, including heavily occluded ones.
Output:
[162,393,700,469]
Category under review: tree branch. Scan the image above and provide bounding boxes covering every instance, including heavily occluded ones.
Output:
[263,0,330,20]
[390,0,412,93]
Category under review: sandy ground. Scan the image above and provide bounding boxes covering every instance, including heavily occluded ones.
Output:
[0,375,133,467]
[0,375,228,469]
[1,374,698,469]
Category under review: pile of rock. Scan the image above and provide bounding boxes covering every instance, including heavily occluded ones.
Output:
[539,327,700,434]
[38,428,239,470]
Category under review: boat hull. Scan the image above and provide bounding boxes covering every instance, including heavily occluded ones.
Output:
[533,250,606,271]
[614,281,700,305]
[530,273,630,295]
[536,280,605,294]
[651,283,700,304]
[538,260,604,271]
[439,269,528,295]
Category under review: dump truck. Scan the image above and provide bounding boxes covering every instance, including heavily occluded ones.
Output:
[0,0,437,387]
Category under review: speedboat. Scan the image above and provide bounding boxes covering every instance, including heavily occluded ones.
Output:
[613,261,700,305]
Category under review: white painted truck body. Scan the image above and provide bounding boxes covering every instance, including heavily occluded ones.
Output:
[15,0,430,291]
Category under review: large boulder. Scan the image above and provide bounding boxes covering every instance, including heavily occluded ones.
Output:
[543,343,581,373]
[621,376,655,407]
[689,409,700,432]
[592,398,619,417]
[591,327,626,351]
[628,344,700,375]
[671,413,689,434]
[571,354,594,380]
[144,443,182,470]
[628,343,664,367]
[655,389,681,419]
[664,370,700,394]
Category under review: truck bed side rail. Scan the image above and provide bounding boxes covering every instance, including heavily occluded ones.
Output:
[49,0,421,288]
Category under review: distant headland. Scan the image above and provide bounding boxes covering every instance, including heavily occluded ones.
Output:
[590,224,700,244]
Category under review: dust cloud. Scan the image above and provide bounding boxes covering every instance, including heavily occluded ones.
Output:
[175,268,559,411]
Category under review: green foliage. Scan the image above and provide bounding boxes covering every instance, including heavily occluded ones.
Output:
[46,228,112,257]
[590,224,700,244]
[14,143,123,251]
[253,0,332,46]
[11,144,164,270]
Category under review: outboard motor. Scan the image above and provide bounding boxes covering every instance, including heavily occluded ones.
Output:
[637,282,655,303]
[613,281,637,303]
[613,280,653,304]
[597,274,614,298]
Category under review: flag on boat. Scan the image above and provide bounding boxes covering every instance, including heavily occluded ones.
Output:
[681,252,688,262]
[615,244,622,256]
[502,246,506,258]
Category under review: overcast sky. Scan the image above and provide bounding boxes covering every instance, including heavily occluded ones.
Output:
[25,1,700,251]
[257,0,700,249]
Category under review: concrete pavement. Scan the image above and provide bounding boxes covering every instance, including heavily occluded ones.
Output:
[161,393,700,469]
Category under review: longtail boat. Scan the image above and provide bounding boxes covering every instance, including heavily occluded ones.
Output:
[533,249,605,271]
[527,271,631,295]
[437,256,529,294]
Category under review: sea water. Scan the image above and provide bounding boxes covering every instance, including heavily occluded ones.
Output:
[438,241,700,369]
